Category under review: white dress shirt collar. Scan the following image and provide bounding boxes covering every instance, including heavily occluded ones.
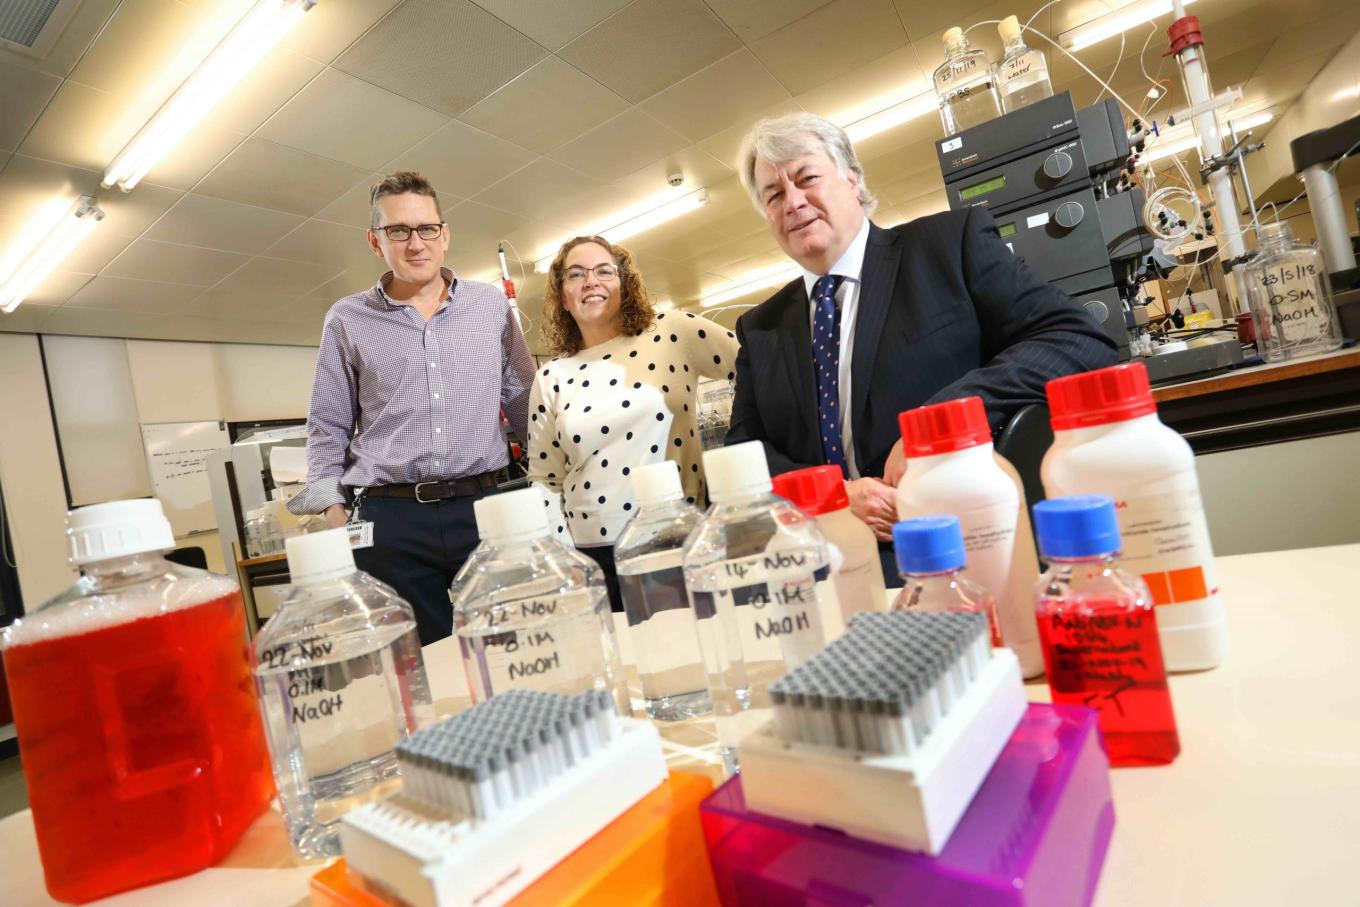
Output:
[801,216,871,298]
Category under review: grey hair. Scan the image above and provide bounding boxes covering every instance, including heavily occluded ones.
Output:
[737,112,877,216]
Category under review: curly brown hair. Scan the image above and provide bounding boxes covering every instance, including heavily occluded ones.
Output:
[541,236,655,357]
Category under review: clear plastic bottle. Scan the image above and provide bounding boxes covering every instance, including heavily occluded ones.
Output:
[1032,496,1180,767]
[1044,362,1228,671]
[896,397,1042,677]
[891,515,1002,646]
[1241,220,1344,362]
[933,26,1003,135]
[452,486,630,715]
[996,14,1053,113]
[772,464,887,635]
[0,499,273,903]
[684,441,831,773]
[614,461,712,722]
[252,527,434,859]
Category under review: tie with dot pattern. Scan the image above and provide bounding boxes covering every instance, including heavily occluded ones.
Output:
[811,274,847,476]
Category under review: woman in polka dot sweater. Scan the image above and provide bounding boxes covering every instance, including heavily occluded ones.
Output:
[527,235,739,610]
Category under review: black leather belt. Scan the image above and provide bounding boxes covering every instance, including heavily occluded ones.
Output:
[364,471,499,503]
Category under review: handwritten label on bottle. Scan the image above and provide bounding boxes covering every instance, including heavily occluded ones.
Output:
[1259,261,1333,344]
[471,595,600,696]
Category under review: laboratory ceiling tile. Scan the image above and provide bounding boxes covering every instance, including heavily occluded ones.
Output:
[386,119,539,201]
[145,195,306,256]
[194,138,370,217]
[469,0,632,51]
[259,68,448,171]
[640,51,792,144]
[549,108,691,181]
[459,57,630,155]
[750,0,910,96]
[102,239,250,287]
[559,0,742,104]
[334,0,546,116]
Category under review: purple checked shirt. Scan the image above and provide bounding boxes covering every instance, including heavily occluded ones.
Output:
[289,268,534,515]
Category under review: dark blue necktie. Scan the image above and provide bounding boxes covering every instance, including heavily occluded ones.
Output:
[812,274,847,475]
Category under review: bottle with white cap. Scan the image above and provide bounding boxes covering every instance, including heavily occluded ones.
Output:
[252,527,434,859]
[0,499,274,903]
[614,461,711,722]
[452,486,629,715]
[995,14,1053,113]
[933,25,1002,135]
[683,441,831,773]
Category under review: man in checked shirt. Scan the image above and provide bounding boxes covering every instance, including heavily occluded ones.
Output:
[288,171,534,644]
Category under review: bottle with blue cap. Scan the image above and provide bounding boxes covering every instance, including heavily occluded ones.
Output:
[1032,495,1179,767]
[890,515,1002,646]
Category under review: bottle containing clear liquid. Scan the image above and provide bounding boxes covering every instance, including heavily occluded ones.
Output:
[252,527,433,859]
[615,461,712,722]
[1241,220,1344,362]
[891,515,1002,646]
[452,486,630,715]
[933,26,1003,135]
[996,15,1053,112]
[684,441,831,773]
[772,464,887,635]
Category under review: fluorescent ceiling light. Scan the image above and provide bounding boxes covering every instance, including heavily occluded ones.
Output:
[700,262,800,309]
[1142,111,1273,163]
[102,0,317,191]
[842,92,938,143]
[532,188,709,272]
[1060,0,1197,51]
[0,196,105,313]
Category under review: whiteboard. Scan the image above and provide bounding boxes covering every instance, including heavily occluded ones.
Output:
[140,421,231,537]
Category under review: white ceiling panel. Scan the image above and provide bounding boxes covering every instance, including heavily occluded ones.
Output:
[279,0,404,64]
[264,219,376,270]
[103,239,250,287]
[212,256,344,300]
[384,119,538,201]
[63,276,204,313]
[314,173,382,228]
[0,0,120,79]
[549,109,690,180]
[703,0,833,43]
[258,68,448,170]
[459,57,630,154]
[194,138,370,217]
[469,0,632,51]
[794,46,928,121]
[640,51,792,143]
[559,0,742,103]
[145,195,306,256]
[0,59,62,151]
[471,157,606,225]
[334,0,547,116]
[17,271,95,308]
[444,200,531,249]
[695,99,806,173]
[209,50,326,136]
[186,287,299,321]
[750,0,910,96]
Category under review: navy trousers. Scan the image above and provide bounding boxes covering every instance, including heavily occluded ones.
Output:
[352,490,495,645]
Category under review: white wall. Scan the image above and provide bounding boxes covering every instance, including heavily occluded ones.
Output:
[0,335,76,606]
[1199,433,1360,556]
[44,336,153,506]
[1,337,319,605]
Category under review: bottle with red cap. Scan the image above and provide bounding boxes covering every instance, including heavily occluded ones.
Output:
[772,465,887,635]
[895,396,1042,677]
[1043,362,1227,671]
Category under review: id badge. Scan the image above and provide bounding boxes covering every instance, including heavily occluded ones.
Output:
[346,520,375,549]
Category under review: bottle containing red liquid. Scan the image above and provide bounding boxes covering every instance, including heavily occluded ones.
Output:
[890,515,1003,647]
[0,499,273,903]
[1032,496,1179,767]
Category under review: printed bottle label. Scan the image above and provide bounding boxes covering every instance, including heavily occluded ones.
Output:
[1114,489,1219,608]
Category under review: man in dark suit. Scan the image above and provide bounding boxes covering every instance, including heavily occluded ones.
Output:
[725,113,1117,576]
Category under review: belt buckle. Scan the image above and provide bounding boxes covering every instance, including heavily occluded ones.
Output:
[413,481,441,504]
